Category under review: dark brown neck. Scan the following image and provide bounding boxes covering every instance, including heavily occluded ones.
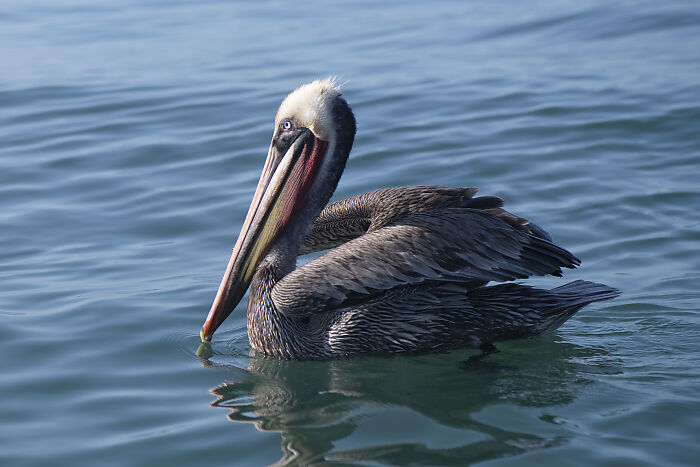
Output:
[245,94,356,359]
[247,258,326,359]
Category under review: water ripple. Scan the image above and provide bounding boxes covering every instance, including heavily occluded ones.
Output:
[2,0,700,465]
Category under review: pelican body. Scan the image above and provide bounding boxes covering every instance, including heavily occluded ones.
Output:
[200,79,618,360]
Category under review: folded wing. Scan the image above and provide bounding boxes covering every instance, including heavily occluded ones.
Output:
[300,185,552,254]
[274,205,579,317]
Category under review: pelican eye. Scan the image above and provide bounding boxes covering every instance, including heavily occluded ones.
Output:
[280,119,293,131]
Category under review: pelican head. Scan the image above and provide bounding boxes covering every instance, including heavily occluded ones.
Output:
[201,79,356,342]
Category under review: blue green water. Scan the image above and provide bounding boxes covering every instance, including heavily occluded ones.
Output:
[2,1,700,465]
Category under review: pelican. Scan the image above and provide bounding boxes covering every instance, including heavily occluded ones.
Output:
[200,79,618,359]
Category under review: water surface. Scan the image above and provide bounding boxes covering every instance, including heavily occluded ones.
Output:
[2,1,700,465]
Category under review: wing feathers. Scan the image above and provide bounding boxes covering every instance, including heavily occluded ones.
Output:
[273,207,579,317]
[300,186,513,254]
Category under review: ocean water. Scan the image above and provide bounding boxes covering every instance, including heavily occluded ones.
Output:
[2,0,700,465]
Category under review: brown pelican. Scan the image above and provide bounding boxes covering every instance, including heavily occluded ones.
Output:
[200,79,618,359]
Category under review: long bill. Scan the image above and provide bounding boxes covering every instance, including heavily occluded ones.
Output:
[200,129,329,342]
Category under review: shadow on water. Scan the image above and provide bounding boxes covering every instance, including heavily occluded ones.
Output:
[198,338,621,466]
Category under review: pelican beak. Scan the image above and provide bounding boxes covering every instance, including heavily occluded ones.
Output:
[201,128,329,342]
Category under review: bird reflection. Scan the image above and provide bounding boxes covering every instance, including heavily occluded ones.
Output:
[199,338,620,466]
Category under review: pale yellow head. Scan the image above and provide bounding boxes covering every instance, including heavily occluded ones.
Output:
[202,79,355,343]
[275,78,342,142]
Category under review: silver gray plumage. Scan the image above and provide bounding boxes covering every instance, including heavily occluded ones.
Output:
[246,185,618,359]
[213,81,619,359]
